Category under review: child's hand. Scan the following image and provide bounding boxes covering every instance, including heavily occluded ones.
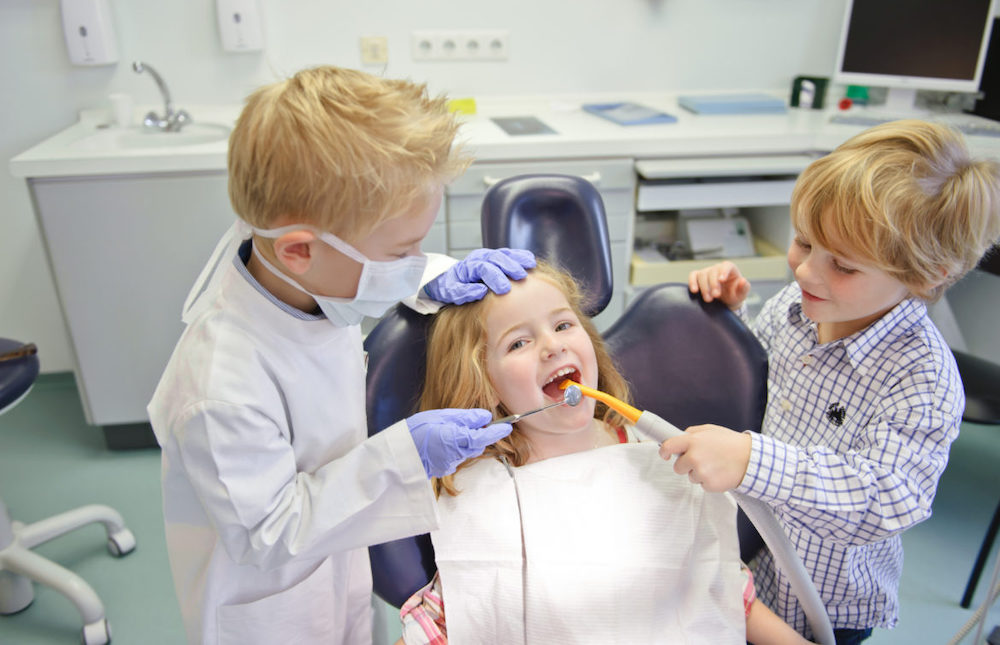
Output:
[688,261,750,310]
[406,408,513,478]
[424,248,536,304]
[658,424,752,492]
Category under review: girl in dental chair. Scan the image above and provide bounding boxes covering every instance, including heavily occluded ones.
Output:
[397,261,809,644]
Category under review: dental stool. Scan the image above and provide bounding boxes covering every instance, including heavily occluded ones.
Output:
[0,338,136,645]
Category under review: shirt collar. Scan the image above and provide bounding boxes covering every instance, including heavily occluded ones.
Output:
[841,298,927,370]
[235,239,326,321]
[784,284,928,373]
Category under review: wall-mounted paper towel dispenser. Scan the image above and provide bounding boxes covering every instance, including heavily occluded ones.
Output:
[60,0,119,66]
[217,0,264,52]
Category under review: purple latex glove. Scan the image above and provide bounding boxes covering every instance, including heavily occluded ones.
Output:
[406,408,513,478]
[424,248,536,305]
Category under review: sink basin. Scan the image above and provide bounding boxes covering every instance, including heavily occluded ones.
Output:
[71,122,232,151]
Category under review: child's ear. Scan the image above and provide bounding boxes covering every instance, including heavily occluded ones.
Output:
[922,265,952,293]
[273,230,317,275]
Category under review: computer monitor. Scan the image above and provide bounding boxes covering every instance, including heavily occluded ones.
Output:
[833,0,997,113]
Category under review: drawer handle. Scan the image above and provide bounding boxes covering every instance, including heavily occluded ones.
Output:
[482,171,603,188]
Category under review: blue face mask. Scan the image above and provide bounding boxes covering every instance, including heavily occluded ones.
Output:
[251,225,428,327]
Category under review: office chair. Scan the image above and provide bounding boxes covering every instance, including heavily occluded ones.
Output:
[365,174,767,607]
[953,255,1000,611]
[955,349,1000,610]
[0,338,136,645]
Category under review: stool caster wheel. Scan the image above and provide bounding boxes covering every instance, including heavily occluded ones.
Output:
[82,617,111,645]
[107,529,136,557]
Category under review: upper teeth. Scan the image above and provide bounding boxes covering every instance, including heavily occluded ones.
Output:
[544,366,575,385]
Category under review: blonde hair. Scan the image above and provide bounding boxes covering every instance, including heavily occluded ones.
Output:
[791,119,1000,301]
[422,261,632,497]
[228,66,471,241]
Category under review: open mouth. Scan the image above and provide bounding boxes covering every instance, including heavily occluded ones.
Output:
[541,366,580,400]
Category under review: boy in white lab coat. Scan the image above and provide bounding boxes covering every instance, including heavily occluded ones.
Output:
[147,65,532,645]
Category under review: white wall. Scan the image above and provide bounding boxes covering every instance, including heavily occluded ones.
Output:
[1,0,846,373]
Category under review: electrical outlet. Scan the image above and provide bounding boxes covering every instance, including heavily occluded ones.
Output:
[411,30,508,61]
[360,36,388,64]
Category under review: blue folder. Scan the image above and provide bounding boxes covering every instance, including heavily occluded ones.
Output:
[582,102,677,126]
[677,93,787,115]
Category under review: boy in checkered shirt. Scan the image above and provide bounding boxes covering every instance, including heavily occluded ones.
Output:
[665,120,1000,644]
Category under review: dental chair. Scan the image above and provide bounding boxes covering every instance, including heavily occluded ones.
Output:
[365,174,618,606]
[365,174,770,608]
[0,338,136,645]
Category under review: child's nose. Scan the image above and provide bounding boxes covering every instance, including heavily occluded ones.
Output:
[795,251,818,282]
[539,332,565,358]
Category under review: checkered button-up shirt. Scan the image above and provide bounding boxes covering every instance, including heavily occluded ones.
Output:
[736,282,963,636]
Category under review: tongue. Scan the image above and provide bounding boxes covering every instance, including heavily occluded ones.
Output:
[542,379,565,400]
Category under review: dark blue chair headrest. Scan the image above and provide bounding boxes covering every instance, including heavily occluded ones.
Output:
[481,174,613,317]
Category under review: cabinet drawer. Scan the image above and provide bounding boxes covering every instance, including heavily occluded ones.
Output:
[448,219,482,249]
[449,158,635,195]
[637,178,796,212]
[635,154,814,180]
[423,222,447,254]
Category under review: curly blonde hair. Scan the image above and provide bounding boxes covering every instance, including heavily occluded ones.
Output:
[421,261,632,497]
[228,65,471,242]
[791,119,1000,302]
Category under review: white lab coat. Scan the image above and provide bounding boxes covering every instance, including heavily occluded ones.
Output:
[148,251,450,645]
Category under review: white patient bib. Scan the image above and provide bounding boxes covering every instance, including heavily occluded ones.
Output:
[431,442,746,645]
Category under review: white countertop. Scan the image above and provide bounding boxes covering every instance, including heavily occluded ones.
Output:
[10,92,1000,178]
[10,105,242,178]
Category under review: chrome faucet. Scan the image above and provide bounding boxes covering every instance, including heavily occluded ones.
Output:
[132,61,191,132]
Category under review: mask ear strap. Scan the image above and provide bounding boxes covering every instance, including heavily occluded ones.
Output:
[312,229,369,265]
[182,220,252,324]
[253,224,369,266]
[251,241,315,296]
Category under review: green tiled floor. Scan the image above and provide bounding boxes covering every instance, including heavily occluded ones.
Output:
[1,373,997,644]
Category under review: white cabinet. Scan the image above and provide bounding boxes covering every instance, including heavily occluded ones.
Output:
[29,171,233,439]
[630,154,816,316]
[445,158,635,330]
[29,171,449,441]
